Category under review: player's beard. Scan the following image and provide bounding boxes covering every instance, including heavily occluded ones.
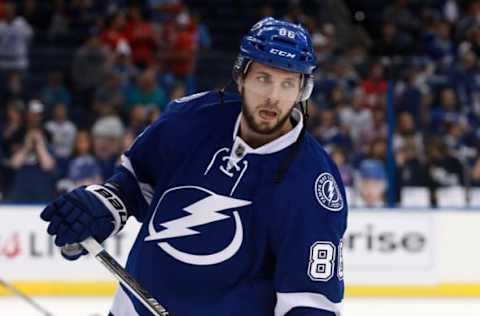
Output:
[241,91,294,135]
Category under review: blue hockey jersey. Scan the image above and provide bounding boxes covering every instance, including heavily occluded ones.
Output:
[108,91,348,316]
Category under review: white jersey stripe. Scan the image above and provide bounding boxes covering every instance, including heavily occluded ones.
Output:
[110,286,139,316]
[275,292,343,316]
[121,154,154,205]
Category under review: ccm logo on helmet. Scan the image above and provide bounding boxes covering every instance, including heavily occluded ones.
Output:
[269,48,296,59]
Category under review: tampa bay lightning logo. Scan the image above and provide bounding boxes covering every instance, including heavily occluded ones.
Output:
[145,186,251,265]
[314,173,343,212]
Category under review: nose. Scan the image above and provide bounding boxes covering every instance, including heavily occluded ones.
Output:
[267,82,282,102]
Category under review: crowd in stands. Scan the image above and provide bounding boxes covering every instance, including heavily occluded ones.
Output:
[0,0,479,207]
[0,0,208,202]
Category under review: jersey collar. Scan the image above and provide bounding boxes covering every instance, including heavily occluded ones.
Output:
[232,107,303,155]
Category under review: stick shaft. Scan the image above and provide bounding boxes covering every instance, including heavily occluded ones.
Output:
[80,238,169,316]
[0,277,54,316]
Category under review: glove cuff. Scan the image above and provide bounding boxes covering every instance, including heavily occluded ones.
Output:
[85,184,128,236]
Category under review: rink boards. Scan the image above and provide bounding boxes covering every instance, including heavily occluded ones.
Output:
[0,205,479,297]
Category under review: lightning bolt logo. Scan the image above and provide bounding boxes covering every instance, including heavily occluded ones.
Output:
[146,193,251,241]
[145,186,252,265]
[326,181,335,202]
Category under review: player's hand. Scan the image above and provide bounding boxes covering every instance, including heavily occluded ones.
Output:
[40,185,117,260]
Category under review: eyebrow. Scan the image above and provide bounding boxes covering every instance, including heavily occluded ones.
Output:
[254,71,298,81]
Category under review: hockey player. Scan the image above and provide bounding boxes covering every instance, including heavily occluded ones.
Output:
[40,17,347,315]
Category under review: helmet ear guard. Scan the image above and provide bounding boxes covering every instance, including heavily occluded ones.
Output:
[232,55,251,83]
[297,74,314,102]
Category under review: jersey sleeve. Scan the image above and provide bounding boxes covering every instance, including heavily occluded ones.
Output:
[107,91,224,222]
[107,106,181,222]
[272,163,348,316]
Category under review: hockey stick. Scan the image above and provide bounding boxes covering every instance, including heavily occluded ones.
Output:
[62,238,169,316]
[0,277,55,316]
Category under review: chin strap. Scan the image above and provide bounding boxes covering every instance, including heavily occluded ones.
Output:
[273,100,309,184]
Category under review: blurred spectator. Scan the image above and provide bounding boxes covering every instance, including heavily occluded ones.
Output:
[360,62,388,109]
[47,0,70,41]
[396,60,432,127]
[395,142,427,188]
[425,138,464,188]
[112,40,140,86]
[0,2,33,73]
[311,108,351,152]
[57,130,102,193]
[40,71,71,108]
[128,105,147,134]
[423,19,455,63]
[0,99,24,197]
[456,0,480,41]
[372,21,413,56]
[126,70,167,112]
[393,112,424,160]
[101,11,128,51]
[153,61,176,94]
[338,87,373,147]
[331,147,354,186]
[444,0,460,24]
[94,72,124,116]
[394,112,427,199]
[72,31,112,99]
[430,87,468,132]
[357,138,388,207]
[125,5,157,68]
[448,49,480,109]
[8,100,56,202]
[91,116,124,180]
[358,108,388,153]
[311,24,336,64]
[1,71,28,104]
[443,121,476,163]
[162,9,198,93]
[192,12,211,49]
[1,99,24,158]
[45,103,76,161]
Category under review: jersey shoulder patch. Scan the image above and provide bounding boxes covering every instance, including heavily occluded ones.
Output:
[314,172,344,212]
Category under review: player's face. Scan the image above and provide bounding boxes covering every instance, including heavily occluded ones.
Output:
[240,62,301,135]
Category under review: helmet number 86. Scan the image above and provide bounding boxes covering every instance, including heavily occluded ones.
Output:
[279,28,295,39]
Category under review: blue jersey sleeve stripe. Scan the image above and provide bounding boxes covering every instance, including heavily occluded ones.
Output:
[275,292,343,316]
[120,154,155,205]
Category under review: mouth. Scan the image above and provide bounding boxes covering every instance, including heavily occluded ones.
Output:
[258,109,277,121]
